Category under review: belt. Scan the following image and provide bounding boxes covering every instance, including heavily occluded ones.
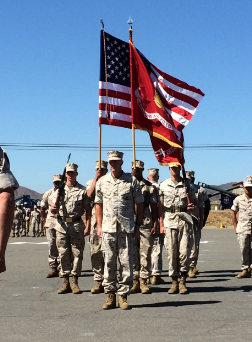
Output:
[165,207,187,213]
[59,216,82,223]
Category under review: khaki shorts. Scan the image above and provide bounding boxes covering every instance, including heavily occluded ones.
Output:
[0,147,19,193]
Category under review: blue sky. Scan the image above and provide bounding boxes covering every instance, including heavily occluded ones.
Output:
[1,0,252,193]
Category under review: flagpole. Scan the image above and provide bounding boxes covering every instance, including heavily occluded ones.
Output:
[128,17,136,168]
[98,18,105,170]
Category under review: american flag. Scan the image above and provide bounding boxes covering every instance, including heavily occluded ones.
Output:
[99,31,131,128]
[99,30,204,134]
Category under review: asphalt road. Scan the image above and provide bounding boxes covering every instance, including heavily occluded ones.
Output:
[1,227,252,342]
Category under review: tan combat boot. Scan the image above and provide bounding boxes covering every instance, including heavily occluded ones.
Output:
[118,295,131,310]
[72,275,81,294]
[188,267,197,278]
[140,278,151,294]
[237,268,251,278]
[168,277,179,294]
[91,281,104,294]
[58,275,72,294]
[179,273,189,294]
[130,279,141,294]
[57,266,63,278]
[103,293,116,310]
[152,275,165,285]
[46,268,59,278]
[193,268,199,275]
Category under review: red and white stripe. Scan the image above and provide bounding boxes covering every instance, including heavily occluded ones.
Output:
[99,81,132,129]
[150,64,205,131]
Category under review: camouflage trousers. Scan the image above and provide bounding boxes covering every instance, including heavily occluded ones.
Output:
[189,226,201,268]
[164,220,193,277]
[90,222,104,281]
[12,220,20,235]
[56,222,85,277]
[38,221,44,235]
[25,220,30,234]
[237,233,252,270]
[46,228,59,269]
[133,227,154,280]
[102,224,133,295]
[151,225,164,276]
[32,220,40,236]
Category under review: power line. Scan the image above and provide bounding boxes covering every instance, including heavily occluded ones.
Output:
[1,143,252,151]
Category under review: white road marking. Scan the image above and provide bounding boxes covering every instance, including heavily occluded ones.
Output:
[9,242,48,245]
[200,241,209,244]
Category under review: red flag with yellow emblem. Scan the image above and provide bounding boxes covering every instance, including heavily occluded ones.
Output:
[129,41,183,150]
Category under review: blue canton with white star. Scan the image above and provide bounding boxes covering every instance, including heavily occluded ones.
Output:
[100,32,130,87]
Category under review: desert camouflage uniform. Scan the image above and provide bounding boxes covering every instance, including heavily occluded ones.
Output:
[95,172,143,295]
[23,207,31,235]
[37,208,44,236]
[19,207,24,235]
[150,181,164,277]
[41,188,59,269]
[31,209,41,236]
[86,179,104,282]
[189,185,207,268]
[133,179,158,280]
[12,207,22,236]
[231,194,252,270]
[54,183,90,276]
[160,178,196,277]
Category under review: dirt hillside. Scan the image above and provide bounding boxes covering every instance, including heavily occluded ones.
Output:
[205,210,233,227]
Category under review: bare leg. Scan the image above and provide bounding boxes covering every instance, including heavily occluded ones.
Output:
[0,188,15,273]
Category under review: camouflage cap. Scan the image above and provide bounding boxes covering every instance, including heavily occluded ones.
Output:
[16,203,21,206]
[34,205,37,209]
[148,168,159,173]
[53,174,62,182]
[24,202,28,205]
[107,150,124,161]
[66,163,78,172]
[243,176,252,187]
[131,160,144,169]
[95,160,108,169]
[185,170,195,179]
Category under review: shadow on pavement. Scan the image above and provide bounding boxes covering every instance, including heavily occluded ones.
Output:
[187,278,230,283]
[198,274,238,278]
[199,270,239,274]
[189,285,252,293]
[132,300,221,308]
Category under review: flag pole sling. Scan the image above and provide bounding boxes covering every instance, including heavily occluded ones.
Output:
[129,18,136,168]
